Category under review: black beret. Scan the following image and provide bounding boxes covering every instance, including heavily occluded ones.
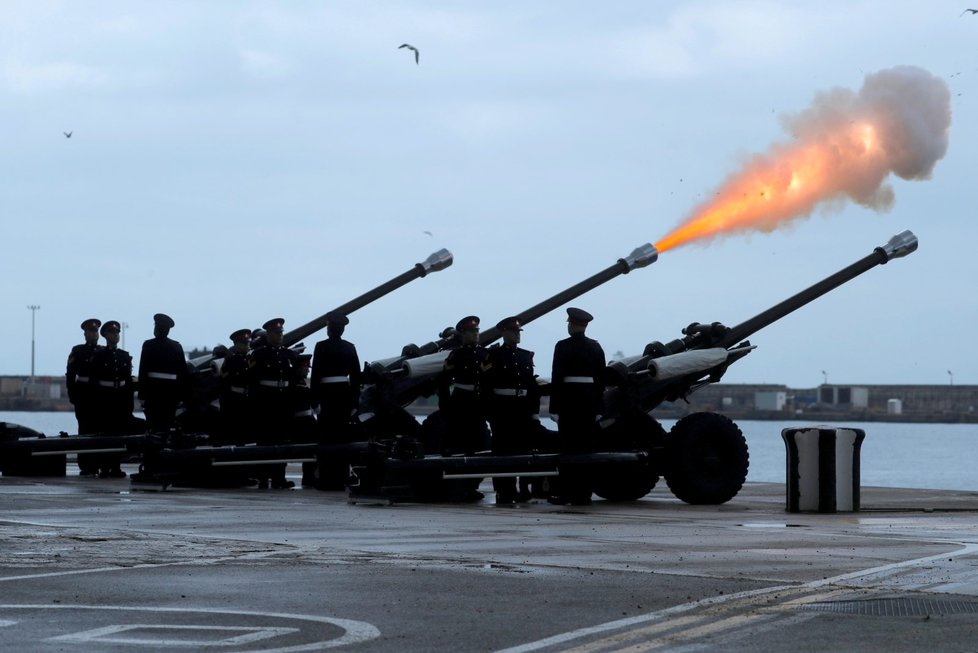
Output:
[262,318,285,333]
[100,320,121,336]
[566,307,593,325]
[495,316,522,331]
[80,318,102,331]
[456,315,480,332]
[326,311,349,326]
[229,328,252,343]
[153,313,175,329]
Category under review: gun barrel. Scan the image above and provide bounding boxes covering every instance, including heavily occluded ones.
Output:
[282,248,453,348]
[718,230,917,348]
[279,248,453,348]
[477,243,658,345]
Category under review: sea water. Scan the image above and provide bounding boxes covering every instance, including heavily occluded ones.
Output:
[2,412,975,492]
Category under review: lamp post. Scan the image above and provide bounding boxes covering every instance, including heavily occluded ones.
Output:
[821,370,828,385]
[27,305,40,380]
[948,370,954,386]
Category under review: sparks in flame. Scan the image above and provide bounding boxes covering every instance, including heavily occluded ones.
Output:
[654,66,951,253]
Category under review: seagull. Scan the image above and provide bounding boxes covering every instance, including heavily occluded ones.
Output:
[961,8,978,15]
[423,230,433,237]
[63,131,72,138]
[399,43,420,64]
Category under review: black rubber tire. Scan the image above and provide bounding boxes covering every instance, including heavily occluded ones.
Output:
[590,413,665,502]
[664,412,749,505]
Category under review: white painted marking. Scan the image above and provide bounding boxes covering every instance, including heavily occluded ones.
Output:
[0,605,380,652]
[0,620,17,627]
[51,624,297,646]
[494,541,978,653]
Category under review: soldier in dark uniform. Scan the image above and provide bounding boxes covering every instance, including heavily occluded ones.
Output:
[483,316,540,504]
[311,312,361,490]
[312,312,361,443]
[437,315,490,456]
[218,328,253,445]
[89,320,135,478]
[66,318,102,475]
[137,313,190,432]
[549,307,606,505]
[249,317,298,489]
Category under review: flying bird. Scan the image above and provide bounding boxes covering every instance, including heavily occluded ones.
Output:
[63,131,72,138]
[961,8,978,15]
[399,43,419,64]
[423,230,433,237]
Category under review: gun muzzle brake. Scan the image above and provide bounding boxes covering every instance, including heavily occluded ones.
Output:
[620,243,658,271]
[877,230,918,261]
[419,248,454,274]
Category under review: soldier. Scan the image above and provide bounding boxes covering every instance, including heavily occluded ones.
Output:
[218,328,253,445]
[89,320,135,478]
[549,307,606,505]
[311,312,361,443]
[66,318,103,475]
[311,312,361,490]
[437,315,490,456]
[249,317,299,489]
[483,316,540,505]
[137,313,190,432]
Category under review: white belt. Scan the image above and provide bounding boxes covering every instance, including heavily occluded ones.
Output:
[259,380,290,388]
[318,375,350,384]
[229,386,247,395]
[75,375,90,383]
[147,372,179,381]
[453,383,476,392]
[294,408,314,417]
[97,380,127,388]
[494,388,528,397]
[564,376,594,383]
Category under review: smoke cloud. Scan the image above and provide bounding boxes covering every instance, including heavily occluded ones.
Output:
[782,64,951,210]
[656,66,951,252]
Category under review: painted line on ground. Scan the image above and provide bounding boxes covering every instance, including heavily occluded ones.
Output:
[0,605,380,652]
[494,541,978,653]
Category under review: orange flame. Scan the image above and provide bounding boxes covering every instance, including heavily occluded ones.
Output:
[655,121,886,253]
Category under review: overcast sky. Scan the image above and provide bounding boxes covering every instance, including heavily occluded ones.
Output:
[2,1,974,388]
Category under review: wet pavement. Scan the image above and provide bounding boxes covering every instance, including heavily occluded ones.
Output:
[2,466,978,651]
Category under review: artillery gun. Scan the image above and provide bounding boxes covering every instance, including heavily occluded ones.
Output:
[353,231,918,505]
[0,251,453,479]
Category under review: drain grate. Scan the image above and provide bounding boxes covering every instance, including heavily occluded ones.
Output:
[803,596,978,617]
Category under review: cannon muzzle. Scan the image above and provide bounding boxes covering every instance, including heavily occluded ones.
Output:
[877,229,918,261]
[419,248,454,275]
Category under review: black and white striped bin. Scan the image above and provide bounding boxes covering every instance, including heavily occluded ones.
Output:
[782,426,866,513]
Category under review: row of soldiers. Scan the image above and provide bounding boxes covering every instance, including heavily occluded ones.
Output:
[439,307,605,505]
[65,312,362,487]
[66,306,606,503]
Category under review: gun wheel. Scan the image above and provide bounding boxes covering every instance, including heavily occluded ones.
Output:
[664,412,749,505]
[591,413,664,502]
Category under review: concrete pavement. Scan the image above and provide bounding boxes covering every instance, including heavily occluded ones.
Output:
[1,466,977,651]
